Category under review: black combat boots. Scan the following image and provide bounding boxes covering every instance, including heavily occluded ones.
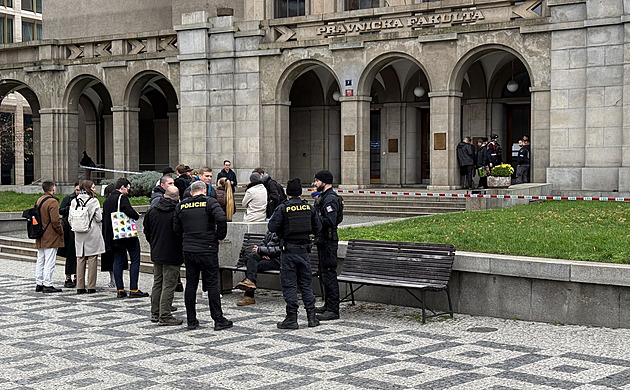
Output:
[306,308,320,328]
[277,311,299,329]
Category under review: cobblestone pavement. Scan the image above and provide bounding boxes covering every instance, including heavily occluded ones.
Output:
[1,258,630,390]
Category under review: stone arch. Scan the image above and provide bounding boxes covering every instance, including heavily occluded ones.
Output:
[62,74,114,180]
[449,44,535,92]
[276,59,341,103]
[275,59,342,183]
[124,70,180,171]
[358,52,432,98]
[0,80,42,185]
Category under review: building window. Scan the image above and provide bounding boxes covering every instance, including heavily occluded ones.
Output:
[346,0,380,11]
[275,0,305,18]
[1,0,13,8]
[22,20,40,41]
[0,16,13,43]
[36,0,42,13]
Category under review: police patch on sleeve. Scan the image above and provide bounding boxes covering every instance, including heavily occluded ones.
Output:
[326,205,334,213]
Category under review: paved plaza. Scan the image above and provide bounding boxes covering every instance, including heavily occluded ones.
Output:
[1,258,630,390]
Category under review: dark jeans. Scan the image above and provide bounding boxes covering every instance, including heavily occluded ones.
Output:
[113,239,141,291]
[516,164,530,184]
[280,245,316,313]
[461,165,474,189]
[151,264,180,320]
[317,241,339,314]
[244,252,280,298]
[184,251,224,323]
[64,257,76,276]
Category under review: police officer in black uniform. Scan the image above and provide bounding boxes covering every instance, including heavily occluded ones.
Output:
[173,181,233,331]
[268,178,322,329]
[313,170,342,321]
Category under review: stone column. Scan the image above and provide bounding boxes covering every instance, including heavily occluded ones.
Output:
[428,91,462,190]
[176,11,212,171]
[103,114,114,178]
[530,87,551,183]
[383,103,402,185]
[111,106,140,173]
[38,108,79,183]
[327,106,341,182]
[84,119,98,159]
[168,111,179,168]
[32,117,40,182]
[404,105,417,184]
[623,22,630,191]
[261,101,290,183]
[339,95,371,188]
[14,103,24,185]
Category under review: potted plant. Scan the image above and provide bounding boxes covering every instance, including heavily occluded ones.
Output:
[216,5,234,16]
[487,163,514,188]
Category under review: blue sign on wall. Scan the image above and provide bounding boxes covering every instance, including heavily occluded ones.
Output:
[370,141,380,149]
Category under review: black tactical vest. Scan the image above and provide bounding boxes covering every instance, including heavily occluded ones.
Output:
[282,200,312,242]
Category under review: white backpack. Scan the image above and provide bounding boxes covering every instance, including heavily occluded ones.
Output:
[69,197,94,233]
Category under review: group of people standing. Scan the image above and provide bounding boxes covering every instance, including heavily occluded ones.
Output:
[457,134,530,189]
[32,160,344,331]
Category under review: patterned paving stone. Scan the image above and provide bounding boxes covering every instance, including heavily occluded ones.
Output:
[2,257,630,389]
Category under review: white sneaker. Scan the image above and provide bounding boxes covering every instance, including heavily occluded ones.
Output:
[104,282,116,291]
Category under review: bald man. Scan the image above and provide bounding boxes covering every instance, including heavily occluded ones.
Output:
[144,186,184,326]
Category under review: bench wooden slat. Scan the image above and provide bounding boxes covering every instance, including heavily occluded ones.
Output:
[339,239,456,323]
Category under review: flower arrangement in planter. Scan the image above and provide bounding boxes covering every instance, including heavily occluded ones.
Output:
[487,163,514,187]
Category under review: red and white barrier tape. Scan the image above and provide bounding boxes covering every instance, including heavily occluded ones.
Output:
[333,190,630,202]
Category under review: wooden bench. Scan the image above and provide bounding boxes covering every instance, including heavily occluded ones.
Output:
[338,239,456,323]
[219,233,322,294]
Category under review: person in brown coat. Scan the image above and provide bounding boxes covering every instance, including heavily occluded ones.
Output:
[35,180,64,293]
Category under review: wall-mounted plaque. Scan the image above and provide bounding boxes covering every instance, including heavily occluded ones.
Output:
[434,133,447,150]
[388,139,398,153]
[344,135,355,151]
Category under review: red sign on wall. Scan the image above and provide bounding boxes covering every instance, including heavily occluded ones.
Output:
[345,89,354,97]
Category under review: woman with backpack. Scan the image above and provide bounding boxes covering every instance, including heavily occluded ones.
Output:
[69,180,105,294]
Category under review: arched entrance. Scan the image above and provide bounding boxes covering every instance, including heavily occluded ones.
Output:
[459,49,531,178]
[0,81,41,185]
[361,55,430,185]
[126,72,179,172]
[65,76,113,181]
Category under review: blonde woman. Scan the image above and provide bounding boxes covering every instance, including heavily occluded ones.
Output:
[216,177,235,221]
[70,180,105,294]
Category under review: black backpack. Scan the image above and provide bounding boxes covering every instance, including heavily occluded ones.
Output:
[335,194,344,225]
[22,196,54,239]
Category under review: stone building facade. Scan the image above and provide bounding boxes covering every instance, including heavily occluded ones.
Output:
[0,0,42,185]
[0,0,627,194]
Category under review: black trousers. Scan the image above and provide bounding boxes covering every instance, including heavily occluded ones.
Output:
[280,246,316,313]
[244,252,280,298]
[461,165,474,189]
[317,240,339,314]
[183,251,224,323]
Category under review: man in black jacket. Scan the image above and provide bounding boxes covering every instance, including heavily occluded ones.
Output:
[253,168,287,219]
[457,137,475,190]
[313,170,342,321]
[476,138,489,189]
[173,181,232,331]
[268,178,322,329]
[144,187,183,326]
[174,164,193,199]
[103,178,148,299]
[216,160,237,192]
[235,231,281,306]
[515,138,531,184]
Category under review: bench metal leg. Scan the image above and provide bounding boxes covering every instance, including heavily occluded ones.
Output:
[349,282,356,305]
[446,286,453,318]
[421,290,427,324]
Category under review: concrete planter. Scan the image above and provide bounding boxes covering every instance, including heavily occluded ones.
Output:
[487,176,511,188]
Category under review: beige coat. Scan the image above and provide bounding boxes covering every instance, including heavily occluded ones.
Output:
[35,194,64,249]
[242,183,267,222]
[71,194,106,257]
